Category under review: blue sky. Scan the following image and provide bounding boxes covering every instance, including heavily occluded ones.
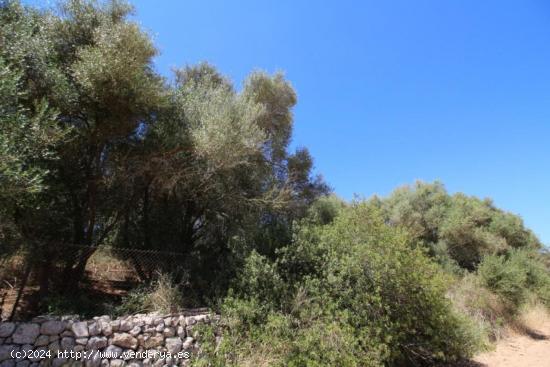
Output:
[30,0,550,244]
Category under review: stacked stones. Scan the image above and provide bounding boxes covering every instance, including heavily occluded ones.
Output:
[0,312,215,367]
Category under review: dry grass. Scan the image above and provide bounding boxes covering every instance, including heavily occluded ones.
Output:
[511,302,550,337]
[117,272,185,315]
[449,273,550,350]
[146,273,184,313]
[237,347,283,367]
[447,274,509,343]
[86,250,138,282]
[0,253,26,287]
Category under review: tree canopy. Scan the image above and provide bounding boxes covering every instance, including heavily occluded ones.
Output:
[375,181,541,269]
[0,0,327,300]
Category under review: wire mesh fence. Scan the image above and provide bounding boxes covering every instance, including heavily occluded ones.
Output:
[0,244,188,320]
[66,244,188,282]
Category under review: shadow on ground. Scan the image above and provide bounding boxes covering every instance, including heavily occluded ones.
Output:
[446,360,487,367]
[520,327,548,341]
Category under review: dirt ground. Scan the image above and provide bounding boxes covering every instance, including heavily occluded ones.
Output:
[472,307,550,367]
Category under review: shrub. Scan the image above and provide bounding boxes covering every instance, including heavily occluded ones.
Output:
[196,203,483,366]
[477,250,550,313]
[233,251,287,310]
[447,273,507,342]
[41,291,111,318]
[193,297,383,367]
[315,203,482,364]
[512,251,550,306]
[446,249,550,349]
[477,253,528,311]
[378,181,541,270]
[305,194,346,225]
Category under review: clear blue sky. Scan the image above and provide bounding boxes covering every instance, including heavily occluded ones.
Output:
[32,0,550,245]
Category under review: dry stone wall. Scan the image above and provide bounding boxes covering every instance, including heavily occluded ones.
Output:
[0,312,217,367]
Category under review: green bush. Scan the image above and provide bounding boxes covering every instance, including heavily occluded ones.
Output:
[477,253,528,311]
[195,203,483,366]
[378,181,541,270]
[41,291,112,318]
[194,297,383,367]
[478,250,550,313]
[315,204,482,364]
[305,194,346,225]
[513,251,550,305]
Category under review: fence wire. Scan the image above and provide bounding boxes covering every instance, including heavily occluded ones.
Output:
[0,244,188,321]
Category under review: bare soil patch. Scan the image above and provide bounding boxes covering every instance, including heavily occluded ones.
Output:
[472,306,550,367]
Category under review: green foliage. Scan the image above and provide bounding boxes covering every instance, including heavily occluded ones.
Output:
[0,0,327,301]
[193,297,383,367]
[41,290,115,318]
[172,63,265,169]
[0,0,164,291]
[446,249,550,350]
[116,62,328,301]
[305,194,346,225]
[478,253,528,310]
[0,60,55,196]
[478,250,550,312]
[378,181,541,269]
[234,251,287,309]
[195,204,483,366]
[0,54,66,247]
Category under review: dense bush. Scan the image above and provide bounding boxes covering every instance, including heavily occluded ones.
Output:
[478,250,550,313]
[304,194,346,225]
[477,253,528,311]
[447,273,509,342]
[445,249,550,347]
[377,181,541,270]
[194,203,483,366]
